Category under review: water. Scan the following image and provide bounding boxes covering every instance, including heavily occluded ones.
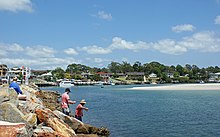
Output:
[41,85,220,137]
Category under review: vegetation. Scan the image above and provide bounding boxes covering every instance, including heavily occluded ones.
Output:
[49,61,220,83]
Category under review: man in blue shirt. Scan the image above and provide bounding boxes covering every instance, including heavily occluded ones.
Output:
[9,77,23,94]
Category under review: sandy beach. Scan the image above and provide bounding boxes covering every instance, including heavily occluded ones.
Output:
[131,83,220,90]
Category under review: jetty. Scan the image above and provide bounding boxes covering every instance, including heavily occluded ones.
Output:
[0,84,109,137]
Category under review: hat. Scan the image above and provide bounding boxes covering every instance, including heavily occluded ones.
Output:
[65,88,71,92]
[80,99,86,104]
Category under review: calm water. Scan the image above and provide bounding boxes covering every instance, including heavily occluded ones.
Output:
[42,85,220,137]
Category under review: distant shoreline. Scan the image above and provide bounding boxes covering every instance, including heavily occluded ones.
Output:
[131,83,220,90]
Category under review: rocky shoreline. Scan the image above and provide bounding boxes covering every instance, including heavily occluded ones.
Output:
[0,84,109,137]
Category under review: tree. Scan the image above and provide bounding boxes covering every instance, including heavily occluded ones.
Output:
[107,62,122,73]
[133,61,143,72]
[176,64,184,76]
[121,61,134,73]
[91,74,102,81]
[66,64,90,74]
[52,67,65,79]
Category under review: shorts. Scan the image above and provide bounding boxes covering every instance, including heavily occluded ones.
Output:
[62,107,70,115]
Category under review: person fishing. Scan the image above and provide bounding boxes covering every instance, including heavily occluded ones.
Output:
[61,88,76,116]
[75,99,89,121]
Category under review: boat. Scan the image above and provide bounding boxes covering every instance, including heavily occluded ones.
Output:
[59,81,74,87]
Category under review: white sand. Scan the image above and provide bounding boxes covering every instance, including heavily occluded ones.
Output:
[131,83,220,90]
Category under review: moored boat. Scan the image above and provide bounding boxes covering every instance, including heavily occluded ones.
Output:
[59,81,74,87]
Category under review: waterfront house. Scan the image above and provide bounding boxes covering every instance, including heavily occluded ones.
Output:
[125,72,145,81]
[148,73,159,83]
[149,73,157,78]
[0,64,7,77]
[115,73,126,77]
[166,73,174,78]
[209,72,220,82]
[81,72,93,79]
[96,72,113,82]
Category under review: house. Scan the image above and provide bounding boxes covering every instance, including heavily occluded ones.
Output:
[149,73,157,78]
[96,72,113,82]
[125,72,145,80]
[125,72,145,76]
[0,64,7,76]
[166,73,174,78]
[115,73,126,78]
[209,72,220,82]
[81,72,93,79]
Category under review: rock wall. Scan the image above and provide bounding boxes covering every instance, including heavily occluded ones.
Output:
[0,84,110,137]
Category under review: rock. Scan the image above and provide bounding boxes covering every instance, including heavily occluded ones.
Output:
[53,110,87,131]
[0,87,18,105]
[0,120,26,137]
[77,134,99,137]
[47,117,77,137]
[36,108,77,137]
[97,126,110,136]
[23,113,37,127]
[36,90,61,111]
[0,88,10,103]
[0,102,25,123]
[33,126,55,137]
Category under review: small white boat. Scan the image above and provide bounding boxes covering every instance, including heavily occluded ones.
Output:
[59,81,74,87]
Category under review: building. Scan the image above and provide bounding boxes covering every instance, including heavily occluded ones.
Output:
[0,64,7,76]
[148,73,157,78]
[96,72,113,82]
[209,72,220,82]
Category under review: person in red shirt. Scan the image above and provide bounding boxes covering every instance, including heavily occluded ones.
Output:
[75,99,88,121]
[61,88,76,115]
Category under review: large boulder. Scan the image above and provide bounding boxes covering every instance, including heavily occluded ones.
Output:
[0,120,27,137]
[0,102,25,123]
[53,110,88,132]
[33,126,55,137]
[23,113,37,128]
[0,87,18,105]
[36,108,77,137]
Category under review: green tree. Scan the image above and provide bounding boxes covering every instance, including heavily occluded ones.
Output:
[133,61,143,72]
[91,74,102,81]
[176,64,184,76]
[52,67,65,79]
[108,62,122,73]
[121,61,134,73]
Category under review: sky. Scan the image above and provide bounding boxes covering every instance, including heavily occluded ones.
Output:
[0,0,220,70]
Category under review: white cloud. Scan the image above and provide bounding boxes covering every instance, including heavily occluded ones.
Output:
[80,45,112,54]
[98,11,112,20]
[7,43,24,52]
[0,57,80,70]
[25,46,55,58]
[215,15,220,25]
[0,43,24,57]
[110,37,150,52]
[180,31,220,52]
[0,0,33,12]
[86,57,110,63]
[64,48,78,55]
[172,24,196,33]
[0,49,7,57]
[153,31,220,55]
[153,39,187,55]
[0,43,24,52]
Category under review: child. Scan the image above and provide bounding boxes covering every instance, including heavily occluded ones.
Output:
[75,99,88,121]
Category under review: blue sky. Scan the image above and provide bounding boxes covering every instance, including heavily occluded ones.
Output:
[0,0,220,70]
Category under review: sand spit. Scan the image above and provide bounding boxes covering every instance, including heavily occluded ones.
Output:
[131,83,220,90]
